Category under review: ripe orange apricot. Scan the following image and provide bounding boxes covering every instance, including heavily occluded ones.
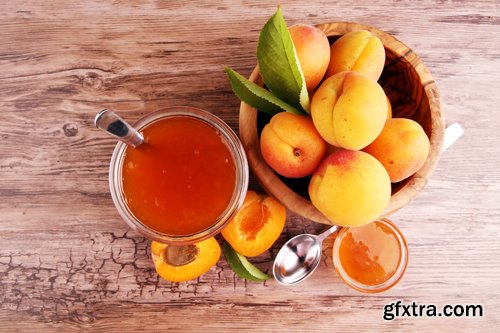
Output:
[386,96,392,120]
[260,112,326,178]
[326,30,385,81]
[289,24,331,91]
[222,191,286,257]
[309,150,391,227]
[311,71,387,150]
[151,237,220,282]
[364,118,430,182]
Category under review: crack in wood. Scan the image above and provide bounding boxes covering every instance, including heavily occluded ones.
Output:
[0,224,316,323]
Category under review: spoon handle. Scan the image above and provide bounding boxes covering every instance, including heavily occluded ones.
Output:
[94,109,144,148]
[442,122,463,152]
[316,225,340,243]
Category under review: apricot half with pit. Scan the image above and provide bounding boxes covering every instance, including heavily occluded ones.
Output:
[222,191,286,257]
[151,237,220,282]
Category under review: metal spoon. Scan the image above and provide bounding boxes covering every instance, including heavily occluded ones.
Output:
[273,225,339,285]
[94,109,144,147]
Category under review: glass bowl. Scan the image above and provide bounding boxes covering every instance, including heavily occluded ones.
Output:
[332,218,408,293]
[108,106,249,245]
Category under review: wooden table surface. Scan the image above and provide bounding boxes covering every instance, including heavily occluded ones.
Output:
[1,0,499,332]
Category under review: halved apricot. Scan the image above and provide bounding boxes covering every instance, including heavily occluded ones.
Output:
[222,191,286,257]
[151,237,220,282]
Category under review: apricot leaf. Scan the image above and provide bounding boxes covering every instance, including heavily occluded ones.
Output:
[224,66,303,115]
[257,7,310,113]
[223,241,270,282]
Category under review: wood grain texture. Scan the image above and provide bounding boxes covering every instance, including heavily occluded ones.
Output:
[1,0,500,332]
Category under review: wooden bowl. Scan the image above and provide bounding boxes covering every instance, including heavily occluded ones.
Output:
[239,22,445,225]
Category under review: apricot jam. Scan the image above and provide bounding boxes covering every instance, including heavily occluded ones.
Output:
[333,219,408,292]
[121,116,236,236]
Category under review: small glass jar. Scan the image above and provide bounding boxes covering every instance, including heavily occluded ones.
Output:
[108,106,249,245]
[332,218,408,293]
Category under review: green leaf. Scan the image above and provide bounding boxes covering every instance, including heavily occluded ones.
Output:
[224,66,304,115]
[257,7,310,113]
[223,241,270,282]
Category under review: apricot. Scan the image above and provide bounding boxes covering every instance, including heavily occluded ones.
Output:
[151,237,220,282]
[222,191,286,257]
[386,96,392,120]
[309,150,391,227]
[364,118,430,182]
[260,112,326,178]
[311,71,387,150]
[289,24,331,91]
[326,30,385,81]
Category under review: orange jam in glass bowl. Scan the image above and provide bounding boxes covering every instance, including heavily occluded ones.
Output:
[109,106,248,245]
[332,218,408,293]
[122,116,236,236]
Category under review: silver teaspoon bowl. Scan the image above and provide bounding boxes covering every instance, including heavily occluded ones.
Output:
[273,225,339,285]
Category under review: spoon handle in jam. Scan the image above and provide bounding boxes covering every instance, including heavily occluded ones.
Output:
[94,109,144,148]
